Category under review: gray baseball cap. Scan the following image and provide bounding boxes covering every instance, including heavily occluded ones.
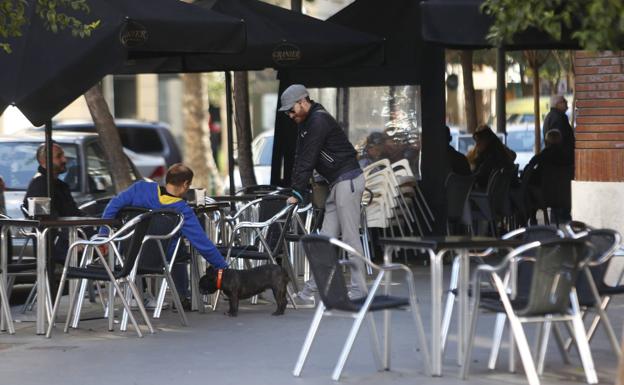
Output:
[278,84,308,111]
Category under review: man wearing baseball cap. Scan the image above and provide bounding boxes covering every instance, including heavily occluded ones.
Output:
[280,84,366,306]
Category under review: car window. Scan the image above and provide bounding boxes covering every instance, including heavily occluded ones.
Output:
[0,142,79,191]
[507,131,534,152]
[252,134,274,166]
[118,127,164,153]
[85,142,115,194]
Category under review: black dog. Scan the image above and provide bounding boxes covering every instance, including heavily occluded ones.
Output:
[199,265,289,317]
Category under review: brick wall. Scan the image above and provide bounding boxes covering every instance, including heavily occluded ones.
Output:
[574,51,624,181]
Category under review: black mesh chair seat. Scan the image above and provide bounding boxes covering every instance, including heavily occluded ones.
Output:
[596,285,624,295]
[285,232,304,242]
[6,263,37,273]
[217,245,258,254]
[346,295,409,312]
[66,265,124,280]
[450,287,499,299]
[480,297,528,313]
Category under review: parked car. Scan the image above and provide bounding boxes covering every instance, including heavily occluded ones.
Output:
[33,118,182,168]
[0,131,141,219]
[225,130,273,192]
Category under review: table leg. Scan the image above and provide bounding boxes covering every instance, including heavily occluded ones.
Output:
[382,246,393,369]
[108,246,115,331]
[36,230,47,335]
[457,248,469,364]
[430,249,444,376]
[67,229,77,320]
[0,227,9,331]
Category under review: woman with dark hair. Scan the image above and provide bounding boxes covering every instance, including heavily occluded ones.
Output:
[471,125,515,190]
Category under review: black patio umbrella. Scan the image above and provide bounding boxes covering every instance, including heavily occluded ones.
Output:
[120,0,386,195]
[419,0,580,50]
[121,0,385,73]
[0,0,246,197]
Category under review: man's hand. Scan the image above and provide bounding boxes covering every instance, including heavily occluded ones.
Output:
[287,196,299,205]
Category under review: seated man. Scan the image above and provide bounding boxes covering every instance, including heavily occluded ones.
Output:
[100,163,228,309]
[24,143,85,261]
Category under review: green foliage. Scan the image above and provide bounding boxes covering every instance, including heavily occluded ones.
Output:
[0,0,99,53]
[482,0,624,50]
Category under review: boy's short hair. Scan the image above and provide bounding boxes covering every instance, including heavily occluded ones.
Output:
[166,163,194,185]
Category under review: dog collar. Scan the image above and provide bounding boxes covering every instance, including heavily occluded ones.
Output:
[216,269,224,290]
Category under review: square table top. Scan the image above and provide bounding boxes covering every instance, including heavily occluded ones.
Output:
[0,217,119,228]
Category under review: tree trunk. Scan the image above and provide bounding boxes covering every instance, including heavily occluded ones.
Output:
[233,71,257,187]
[84,84,132,192]
[181,73,211,190]
[461,51,478,133]
[524,50,548,154]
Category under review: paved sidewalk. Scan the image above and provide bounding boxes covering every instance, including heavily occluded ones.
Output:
[0,265,620,385]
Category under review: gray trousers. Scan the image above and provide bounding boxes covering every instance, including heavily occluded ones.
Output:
[301,173,366,297]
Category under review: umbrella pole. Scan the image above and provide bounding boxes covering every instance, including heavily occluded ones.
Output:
[225,71,235,200]
[496,47,506,135]
[45,120,53,198]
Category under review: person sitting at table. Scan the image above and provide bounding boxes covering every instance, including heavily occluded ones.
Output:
[100,163,228,310]
[358,132,389,168]
[470,125,515,190]
[24,143,86,261]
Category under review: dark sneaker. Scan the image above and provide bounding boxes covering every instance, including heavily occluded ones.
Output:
[172,297,192,313]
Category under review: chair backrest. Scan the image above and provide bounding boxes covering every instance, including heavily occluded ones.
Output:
[137,210,184,270]
[258,195,293,252]
[488,168,511,216]
[111,212,155,277]
[574,229,621,303]
[516,239,593,317]
[444,172,474,223]
[505,225,564,298]
[300,234,358,312]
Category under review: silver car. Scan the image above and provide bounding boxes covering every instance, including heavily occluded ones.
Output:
[0,130,140,219]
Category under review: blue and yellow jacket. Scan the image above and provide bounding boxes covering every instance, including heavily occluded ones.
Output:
[101,181,227,269]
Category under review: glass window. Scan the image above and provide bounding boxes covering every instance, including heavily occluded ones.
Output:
[85,142,114,194]
[252,134,274,166]
[0,142,79,191]
[118,127,164,153]
[507,131,535,153]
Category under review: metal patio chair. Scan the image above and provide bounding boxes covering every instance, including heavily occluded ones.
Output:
[293,234,431,381]
[461,238,598,385]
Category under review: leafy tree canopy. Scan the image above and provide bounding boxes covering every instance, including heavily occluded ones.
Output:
[0,0,99,53]
[482,0,624,50]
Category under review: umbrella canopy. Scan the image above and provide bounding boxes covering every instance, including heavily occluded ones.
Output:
[0,0,246,127]
[419,0,579,50]
[120,0,385,73]
[278,0,422,88]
